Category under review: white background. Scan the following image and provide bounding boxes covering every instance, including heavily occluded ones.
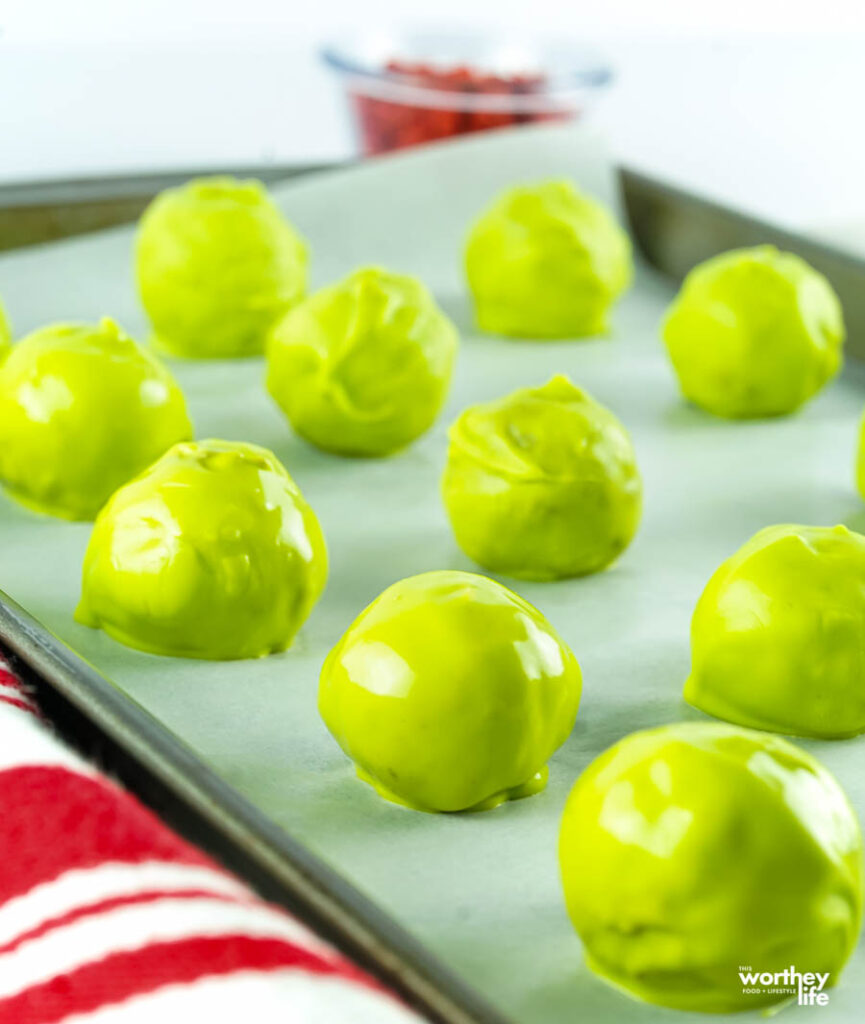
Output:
[2,1,865,235]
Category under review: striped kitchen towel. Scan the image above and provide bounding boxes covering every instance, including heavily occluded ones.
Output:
[0,656,423,1023]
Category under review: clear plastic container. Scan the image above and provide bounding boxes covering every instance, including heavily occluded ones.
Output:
[322,28,612,157]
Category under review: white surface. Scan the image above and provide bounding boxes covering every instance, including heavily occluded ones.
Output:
[0,124,864,1022]
[3,0,865,41]
[1,2,865,234]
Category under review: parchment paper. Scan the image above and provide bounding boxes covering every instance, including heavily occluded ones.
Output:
[1,123,864,1022]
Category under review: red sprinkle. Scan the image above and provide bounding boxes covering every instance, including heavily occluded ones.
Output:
[351,59,577,156]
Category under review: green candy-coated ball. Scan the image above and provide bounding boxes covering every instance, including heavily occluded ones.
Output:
[0,318,192,521]
[136,176,307,358]
[559,722,863,1012]
[464,180,632,338]
[319,570,581,812]
[266,266,457,457]
[685,524,865,738]
[76,439,327,660]
[662,246,844,418]
[854,411,865,501]
[0,299,11,354]
[442,375,641,580]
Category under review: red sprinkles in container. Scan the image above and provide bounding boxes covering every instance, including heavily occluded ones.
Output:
[350,60,570,155]
[323,33,611,157]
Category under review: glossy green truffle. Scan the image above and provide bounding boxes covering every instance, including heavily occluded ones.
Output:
[77,439,327,660]
[559,722,863,1013]
[854,413,865,501]
[319,570,581,812]
[685,524,865,738]
[464,180,632,338]
[663,246,844,418]
[0,318,192,521]
[0,299,11,354]
[442,375,641,580]
[266,267,457,457]
[136,177,307,358]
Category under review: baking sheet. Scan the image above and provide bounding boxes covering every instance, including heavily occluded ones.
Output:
[1,123,865,1023]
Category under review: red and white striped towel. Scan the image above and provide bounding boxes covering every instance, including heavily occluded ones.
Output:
[0,657,424,1023]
